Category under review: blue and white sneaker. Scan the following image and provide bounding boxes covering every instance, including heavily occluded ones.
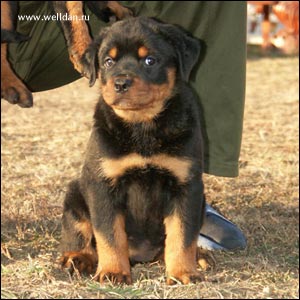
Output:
[197,204,247,251]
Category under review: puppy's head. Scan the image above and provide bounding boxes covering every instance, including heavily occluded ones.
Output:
[82,17,201,122]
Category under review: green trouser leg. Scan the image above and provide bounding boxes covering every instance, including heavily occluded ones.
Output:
[7,1,246,178]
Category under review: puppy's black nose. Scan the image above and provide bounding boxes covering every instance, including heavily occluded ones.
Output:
[114,77,133,93]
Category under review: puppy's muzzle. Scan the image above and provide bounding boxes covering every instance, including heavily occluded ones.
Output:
[114,76,133,93]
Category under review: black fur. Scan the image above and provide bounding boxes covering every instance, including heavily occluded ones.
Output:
[60,17,205,284]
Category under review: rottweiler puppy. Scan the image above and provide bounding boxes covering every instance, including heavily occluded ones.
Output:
[1,1,132,107]
[59,16,205,285]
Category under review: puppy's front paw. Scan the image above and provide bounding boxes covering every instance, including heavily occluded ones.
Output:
[95,266,132,284]
[166,268,204,285]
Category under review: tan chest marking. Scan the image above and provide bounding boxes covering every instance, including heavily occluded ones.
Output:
[98,153,192,184]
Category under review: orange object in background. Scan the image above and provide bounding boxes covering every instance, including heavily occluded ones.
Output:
[248,1,299,54]
[272,1,299,54]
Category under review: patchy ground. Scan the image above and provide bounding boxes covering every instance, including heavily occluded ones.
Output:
[1,48,299,298]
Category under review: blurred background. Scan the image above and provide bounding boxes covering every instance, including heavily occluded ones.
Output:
[247,1,298,54]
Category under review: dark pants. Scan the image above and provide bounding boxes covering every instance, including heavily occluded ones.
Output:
[7,1,247,177]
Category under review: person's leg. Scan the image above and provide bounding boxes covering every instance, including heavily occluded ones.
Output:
[120,1,247,250]
[121,1,247,178]
[8,2,246,171]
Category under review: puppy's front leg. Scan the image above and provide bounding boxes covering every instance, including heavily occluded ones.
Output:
[87,183,131,284]
[164,180,205,285]
[164,214,203,285]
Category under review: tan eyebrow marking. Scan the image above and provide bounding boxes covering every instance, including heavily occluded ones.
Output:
[108,47,118,59]
[138,46,149,58]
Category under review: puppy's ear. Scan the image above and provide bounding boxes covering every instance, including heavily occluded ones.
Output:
[157,23,201,81]
[81,27,111,86]
[81,36,103,87]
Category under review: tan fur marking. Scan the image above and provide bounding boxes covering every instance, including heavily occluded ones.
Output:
[94,214,131,283]
[164,214,201,284]
[65,1,92,72]
[98,153,192,184]
[108,47,118,59]
[1,2,33,106]
[73,219,97,258]
[74,219,93,241]
[107,1,132,19]
[60,251,97,274]
[1,1,13,30]
[138,46,149,58]
[112,104,164,123]
[1,44,31,103]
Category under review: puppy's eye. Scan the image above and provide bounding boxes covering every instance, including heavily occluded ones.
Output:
[144,56,156,66]
[104,57,115,68]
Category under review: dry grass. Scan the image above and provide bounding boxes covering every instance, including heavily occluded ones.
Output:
[1,47,299,299]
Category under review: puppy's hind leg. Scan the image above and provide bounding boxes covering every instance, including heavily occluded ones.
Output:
[59,180,97,275]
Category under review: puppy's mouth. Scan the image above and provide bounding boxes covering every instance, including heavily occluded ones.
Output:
[101,76,167,111]
[110,96,155,111]
[100,69,176,122]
